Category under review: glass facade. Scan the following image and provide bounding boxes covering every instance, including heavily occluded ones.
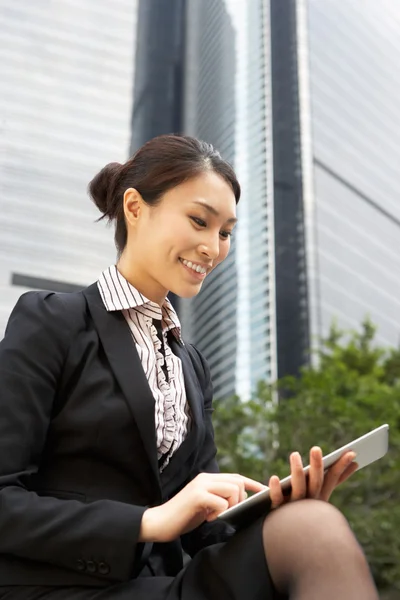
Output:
[303,0,400,347]
[130,0,185,153]
[181,0,277,399]
[234,0,277,397]
[270,0,310,379]
[0,0,138,336]
[180,0,238,400]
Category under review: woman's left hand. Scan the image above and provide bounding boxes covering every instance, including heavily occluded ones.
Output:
[268,447,358,509]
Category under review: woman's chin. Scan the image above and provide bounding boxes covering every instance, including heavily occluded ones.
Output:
[171,283,203,299]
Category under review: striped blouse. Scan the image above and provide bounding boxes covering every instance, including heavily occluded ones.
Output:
[97,265,190,471]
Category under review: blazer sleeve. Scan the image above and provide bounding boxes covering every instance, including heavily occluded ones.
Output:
[181,345,236,557]
[0,292,147,582]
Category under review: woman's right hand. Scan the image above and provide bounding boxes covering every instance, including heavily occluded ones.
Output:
[139,472,267,543]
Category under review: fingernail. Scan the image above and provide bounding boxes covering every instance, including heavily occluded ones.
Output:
[348,452,357,462]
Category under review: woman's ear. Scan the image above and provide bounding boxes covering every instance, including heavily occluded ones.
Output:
[123,188,144,226]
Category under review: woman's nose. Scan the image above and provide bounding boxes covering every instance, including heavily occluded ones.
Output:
[198,233,220,261]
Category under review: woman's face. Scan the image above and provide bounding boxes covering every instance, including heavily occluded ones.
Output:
[122,171,237,303]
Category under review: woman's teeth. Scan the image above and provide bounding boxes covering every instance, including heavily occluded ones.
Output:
[180,259,206,274]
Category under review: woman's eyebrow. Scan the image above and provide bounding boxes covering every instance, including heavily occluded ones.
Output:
[192,200,238,224]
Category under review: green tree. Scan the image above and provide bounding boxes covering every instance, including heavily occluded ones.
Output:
[213,321,400,593]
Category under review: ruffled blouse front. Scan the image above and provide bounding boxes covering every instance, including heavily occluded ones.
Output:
[148,318,190,465]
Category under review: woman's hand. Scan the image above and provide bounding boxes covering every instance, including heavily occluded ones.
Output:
[268,448,358,509]
[139,472,267,543]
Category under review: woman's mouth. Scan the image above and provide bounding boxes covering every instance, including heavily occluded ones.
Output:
[179,258,207,280]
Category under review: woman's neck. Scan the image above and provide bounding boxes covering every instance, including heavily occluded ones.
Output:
[116,255,167,306]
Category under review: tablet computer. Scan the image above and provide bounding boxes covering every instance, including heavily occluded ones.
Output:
[217,424,389,529]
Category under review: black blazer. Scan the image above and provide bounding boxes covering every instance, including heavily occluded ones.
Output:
[0,283,233,586]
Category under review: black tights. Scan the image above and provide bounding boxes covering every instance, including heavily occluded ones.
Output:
[263,499,379,600]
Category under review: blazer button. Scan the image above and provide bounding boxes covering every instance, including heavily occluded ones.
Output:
[86,560,97,573]
[76,559,86,572]
[98,562,110,575]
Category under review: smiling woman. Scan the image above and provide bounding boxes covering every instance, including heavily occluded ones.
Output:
[0,135,379,600]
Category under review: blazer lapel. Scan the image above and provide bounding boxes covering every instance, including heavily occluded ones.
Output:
[168,335,203,434]
[83,284,161,493]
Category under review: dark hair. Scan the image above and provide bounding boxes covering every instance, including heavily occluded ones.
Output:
[88,134,241,255]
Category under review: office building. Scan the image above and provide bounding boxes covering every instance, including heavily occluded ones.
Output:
[181,0,277,399]
[181,0,251,400]
[0,0,139,335]
[130,0,185,154]
[301,0,400,353]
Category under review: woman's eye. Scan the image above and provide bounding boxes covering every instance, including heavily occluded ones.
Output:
[190,217,232,239]
[190,216,207,227]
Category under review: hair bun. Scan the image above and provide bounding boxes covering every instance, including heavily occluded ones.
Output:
[88,162,122,217]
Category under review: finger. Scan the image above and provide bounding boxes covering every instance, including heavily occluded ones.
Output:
[337,461,358,485]
[206,482,241,508]
[320,452,357,501]
[227,475,247,503]
[290,452,307,501]
[332,451,356,473]
[204,494,230,521]
[238,487,248,503]
[269,475,284,509]
[214,473,268,494]
[307,446,324,498]
[196,473,263,506]
[241,476,269,494]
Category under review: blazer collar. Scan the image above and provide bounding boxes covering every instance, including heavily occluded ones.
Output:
[82,283,204,493]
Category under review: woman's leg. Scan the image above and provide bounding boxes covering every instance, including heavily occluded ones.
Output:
[262,499,379,600]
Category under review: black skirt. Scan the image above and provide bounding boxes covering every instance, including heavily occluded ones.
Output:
[0,519,284,600]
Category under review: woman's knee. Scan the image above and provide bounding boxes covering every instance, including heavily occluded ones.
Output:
[261,500,376,597]
[262,499,363,563]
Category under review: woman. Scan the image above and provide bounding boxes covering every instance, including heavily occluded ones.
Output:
[0,135,378,599]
